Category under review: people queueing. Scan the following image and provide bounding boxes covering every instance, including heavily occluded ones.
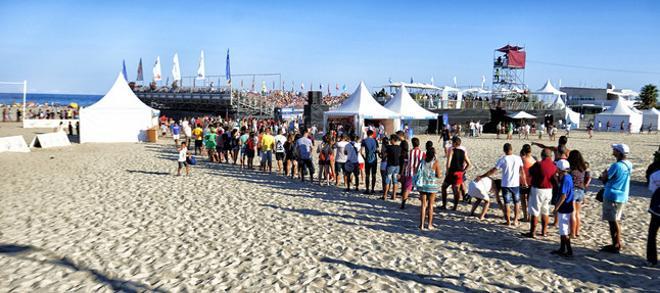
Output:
[599,144,632,253]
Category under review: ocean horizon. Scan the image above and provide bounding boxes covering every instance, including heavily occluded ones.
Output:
[0,92,102,107]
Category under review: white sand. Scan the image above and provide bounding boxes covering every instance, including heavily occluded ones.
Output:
[1,122,658,291]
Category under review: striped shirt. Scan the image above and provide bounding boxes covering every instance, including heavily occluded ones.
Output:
[404,148,425,177]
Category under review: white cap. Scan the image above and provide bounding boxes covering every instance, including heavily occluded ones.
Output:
[612,144,630,154]
[555,159,570,171]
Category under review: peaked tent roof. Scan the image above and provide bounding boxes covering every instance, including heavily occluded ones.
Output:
[325,82,399,119]
[643,108,660,116]
[384,85,438,120]
[534,80,565,95]
[599,97,641,116]
[85,72,156,111]
[507,111,536,119]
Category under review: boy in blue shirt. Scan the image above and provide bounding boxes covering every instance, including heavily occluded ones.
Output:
[552,159,574,257]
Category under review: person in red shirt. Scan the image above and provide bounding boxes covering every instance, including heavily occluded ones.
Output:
[523,148,557,238]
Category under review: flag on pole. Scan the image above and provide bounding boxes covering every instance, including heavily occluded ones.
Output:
[152,56,162,81]
[165,76,170,86]
[335,83,339,90]
[481,75,486,88]
[251,76,255,91]
[172,53,181,82]
[342,84,347,92]
[327,83,330,96]
[301,82,305,90]
[137,58,144,81]
[240,79,244,89]
[388,77,392,83]
[272,81,275,91]
[452,76,457,87]
[197,50,206,80]
[410,76,414,83]
[430,76,434,85]
[226,49,231,85]
[122,60,128,81]
[319,83,323,90]
[261,81,267,93]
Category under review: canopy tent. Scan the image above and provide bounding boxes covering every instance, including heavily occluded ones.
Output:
[323,81,399,134]
[80,73,159,143]
[565,107,581,129]
[384,85,438,131]
[594,97,643,133]
[642,108,660,130]
[533,80,566,108]
[506,111,536,120]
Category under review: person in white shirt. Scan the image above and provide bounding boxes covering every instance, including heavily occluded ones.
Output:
[344,135,360,191]
[334,134,349,187]
[475,143,527,226]
[177,141,190,176]
[274,129,287,174]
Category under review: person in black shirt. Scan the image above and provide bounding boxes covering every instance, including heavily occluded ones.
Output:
[383,135,402,200]
[441,136,472,210]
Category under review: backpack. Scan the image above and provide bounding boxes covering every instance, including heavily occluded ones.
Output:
[247,138,255,150]
[416,160,437,189]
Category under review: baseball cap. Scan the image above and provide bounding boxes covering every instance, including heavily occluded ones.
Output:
[555,159,570,171]
[611,144,630,154]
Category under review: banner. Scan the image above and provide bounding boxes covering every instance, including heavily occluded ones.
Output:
[196,50,206,80]
[153,56,162,81]
[172,53,181,81]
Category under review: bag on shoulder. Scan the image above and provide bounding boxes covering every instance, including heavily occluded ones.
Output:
[344,161,356,173]
[186,155,197,165]
[595,188,604,202]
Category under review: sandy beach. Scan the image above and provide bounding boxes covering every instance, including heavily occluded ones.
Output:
[1,122,658,291]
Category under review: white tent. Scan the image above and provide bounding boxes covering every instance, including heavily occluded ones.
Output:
[534,80,566,108]
[507,111,536,119]
[384,85,438,132]
[80,73,159,143]
[323,82,399,133]
[594,97,643,133]
[565,107,581,129]
[642,108,660,130]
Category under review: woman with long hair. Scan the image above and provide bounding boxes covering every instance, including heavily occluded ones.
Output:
[418,145,442,230]
[567,150,591,238]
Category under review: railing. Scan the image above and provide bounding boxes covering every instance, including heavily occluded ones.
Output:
[415,99,559,111]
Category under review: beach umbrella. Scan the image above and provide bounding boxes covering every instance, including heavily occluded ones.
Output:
[69,102,79,109]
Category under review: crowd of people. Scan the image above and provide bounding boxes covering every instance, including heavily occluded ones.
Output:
[160,115,659,266]
[1,106,79,122]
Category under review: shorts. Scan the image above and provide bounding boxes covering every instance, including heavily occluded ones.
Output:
[246,149,255,158]
[275,152,285,161]
[319,160,330,166]
[261,150,273,164]
[195,140,203,148]
[573,189,585,202]
[602,199,625,221]
[401,175,413,192]
[443,171,464,187]
[359,163,365,170]
[520,186,531,199]
[501,187,520,204]
[173,134,180,140]
[335,162,346,174]
[558,213,571,236]
[380,161,387,171]
[385,166,400,185]
[528,187,552,216]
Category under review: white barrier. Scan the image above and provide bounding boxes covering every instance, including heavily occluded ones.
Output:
[30,131,71,148]
[23,119,78,129]
[0,135,30,153]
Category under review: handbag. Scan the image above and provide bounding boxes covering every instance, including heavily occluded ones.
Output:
[187,155,197,165]
[344,161,355,173]
[595,188,604,202]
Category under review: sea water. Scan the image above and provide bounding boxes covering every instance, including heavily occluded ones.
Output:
[0,93,102,107]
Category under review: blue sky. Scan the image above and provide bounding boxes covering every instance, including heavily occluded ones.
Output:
[0,0,659,94]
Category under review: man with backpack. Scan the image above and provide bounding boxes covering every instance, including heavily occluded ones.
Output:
[361,130,379,194]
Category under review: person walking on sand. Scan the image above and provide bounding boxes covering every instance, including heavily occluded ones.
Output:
[418,147,441,230]
[441,136,472,210]
[551,159,574,257]
[176,141,190,176]
[599,143,632,253]
[361,129,379,194]
[401,137,425,209]
[647,163,660,266]
[523,148,557,238]
[274,129,287,175]
[296,129,315,182]
[260,128,275,173]
[475,143,527,226]
[344,135,361,191]
[520,144,536,222]
[171,122,181,146]
[334,134,349,187]
[383,134,402,200]
[192,124,204,155]
[533,135,569,162]
[568,150,591,238]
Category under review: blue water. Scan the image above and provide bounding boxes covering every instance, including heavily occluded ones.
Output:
[0,93,102,107]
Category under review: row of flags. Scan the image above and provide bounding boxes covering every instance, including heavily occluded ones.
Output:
[123,50,231,84]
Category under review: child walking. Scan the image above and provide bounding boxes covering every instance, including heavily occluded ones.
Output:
[552,159,574,257]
